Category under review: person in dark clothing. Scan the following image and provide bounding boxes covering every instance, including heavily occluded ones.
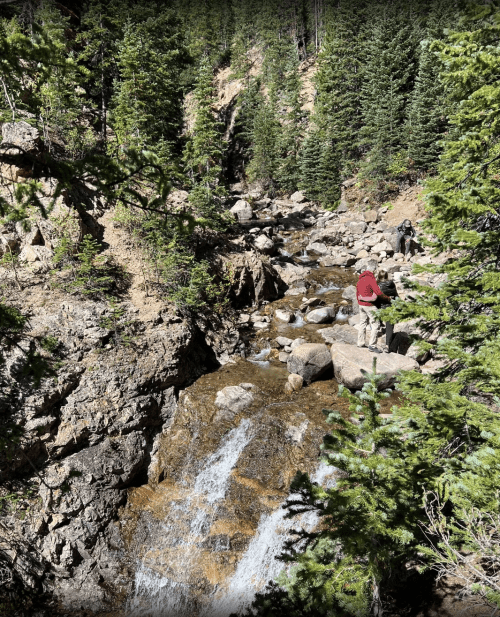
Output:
[396,219,418,258]
[376,271,399,348]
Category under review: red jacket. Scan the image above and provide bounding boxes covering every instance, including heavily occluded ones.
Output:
[356,271,390,307]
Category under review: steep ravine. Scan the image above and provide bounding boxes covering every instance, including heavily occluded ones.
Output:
[1,179,440,616]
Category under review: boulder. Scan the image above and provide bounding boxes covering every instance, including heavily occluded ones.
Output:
[320,252,356,267]
[421,358,447,375]
[342,285,357,302]
[287,343,333,384]
[290,191,306,203]
[371,240,394,255]
[254,234,275,255]
[309,228,341,244]
[320,324,358,346]
[223,251,282,306]
[279,352,290,363]
[356,249,370,259]
[306,306,335,324]
[306,241,329,255]
[276,336,294,347]
[275,309,294,323]
[354,257,379,273]
[287,373,304,391]
[365,233,383,247]
[19,245,53,263]
[337,200,349,213]
[346,221,367,234]
[364,210,378,223]
[273,262,310,285]
[253,322,269,330]
[215,386,254,420]
[330,343,419,390]
[230,200,253,222]
[2,121,41,153]
[290,337,306,350]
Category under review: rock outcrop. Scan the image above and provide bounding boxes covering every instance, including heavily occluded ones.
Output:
[331,343,420,390]
[287,343,332,384]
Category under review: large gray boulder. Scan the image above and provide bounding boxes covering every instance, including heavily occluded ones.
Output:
[254,234,275,255]
[306,306,335,324]
[230,199,253,222]
[331,343,420,390]
[354,257,379,273]
[215,386,254,420]
[287,343,332,384]
[290,191,306,203]
[306,241,329,255]
[320,324,358,346]
[2,121,40,152]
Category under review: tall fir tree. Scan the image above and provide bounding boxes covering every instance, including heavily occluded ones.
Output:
[183,56,227,224]
[359,2,417,179]
[111,11,189,162]
[246,89,281,191]
[406,41,446,171]
[313,0,366,173]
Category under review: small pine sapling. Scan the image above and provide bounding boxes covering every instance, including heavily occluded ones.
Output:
[268,360,419,616]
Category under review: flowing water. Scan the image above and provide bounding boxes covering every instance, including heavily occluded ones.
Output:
[119,252,393,616]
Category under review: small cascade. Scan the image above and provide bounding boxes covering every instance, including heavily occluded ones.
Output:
[316,282,340,294]
[127,420,253,617]
[336,308,349,321]
[291,312,305,328]
[202,463,336,617]
[297,248,309,262]
[249,345,271,368]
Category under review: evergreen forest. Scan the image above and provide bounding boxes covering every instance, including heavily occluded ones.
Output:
[1,0,500,615]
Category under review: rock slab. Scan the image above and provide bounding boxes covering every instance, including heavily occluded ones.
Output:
[287,343,332,384]
[215,386,254,420]
[330,343,419,390]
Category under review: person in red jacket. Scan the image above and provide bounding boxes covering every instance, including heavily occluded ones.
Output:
[356,265,392,353]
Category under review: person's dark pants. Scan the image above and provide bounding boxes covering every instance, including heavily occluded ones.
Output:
[385,322,394,347]
[396,233,413,255]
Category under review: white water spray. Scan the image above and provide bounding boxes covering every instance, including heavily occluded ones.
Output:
[127,420,253,617]
[203,463,336,617]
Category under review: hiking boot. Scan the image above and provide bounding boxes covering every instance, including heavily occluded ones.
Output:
[368,346,382,354]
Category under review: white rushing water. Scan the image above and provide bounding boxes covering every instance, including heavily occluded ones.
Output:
[291,312,305,328]
[127,419,253,617]
[202,462,336,617]
[249,345,271,368]
[336,308,349,321]
[317,283,340,294]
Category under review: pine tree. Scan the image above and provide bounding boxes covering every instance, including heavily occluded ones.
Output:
[359,2,417,179]
[78,0,123,145]
[111,11,189,162]
[246,91,280,192]
[275,48,306,192]
[183,56,227,224]
[313,0,366,173]
[299,129,341,206]
[406,41,446,171]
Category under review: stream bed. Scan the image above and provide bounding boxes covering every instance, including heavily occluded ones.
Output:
[118,255,395,616]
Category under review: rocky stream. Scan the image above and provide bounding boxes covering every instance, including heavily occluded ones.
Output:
[0,159,445,616]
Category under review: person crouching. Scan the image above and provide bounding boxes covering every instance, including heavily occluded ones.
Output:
[356,265,392,353]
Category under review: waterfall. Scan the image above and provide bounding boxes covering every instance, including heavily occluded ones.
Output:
[202,463,336,617]
[127,419,253,617]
